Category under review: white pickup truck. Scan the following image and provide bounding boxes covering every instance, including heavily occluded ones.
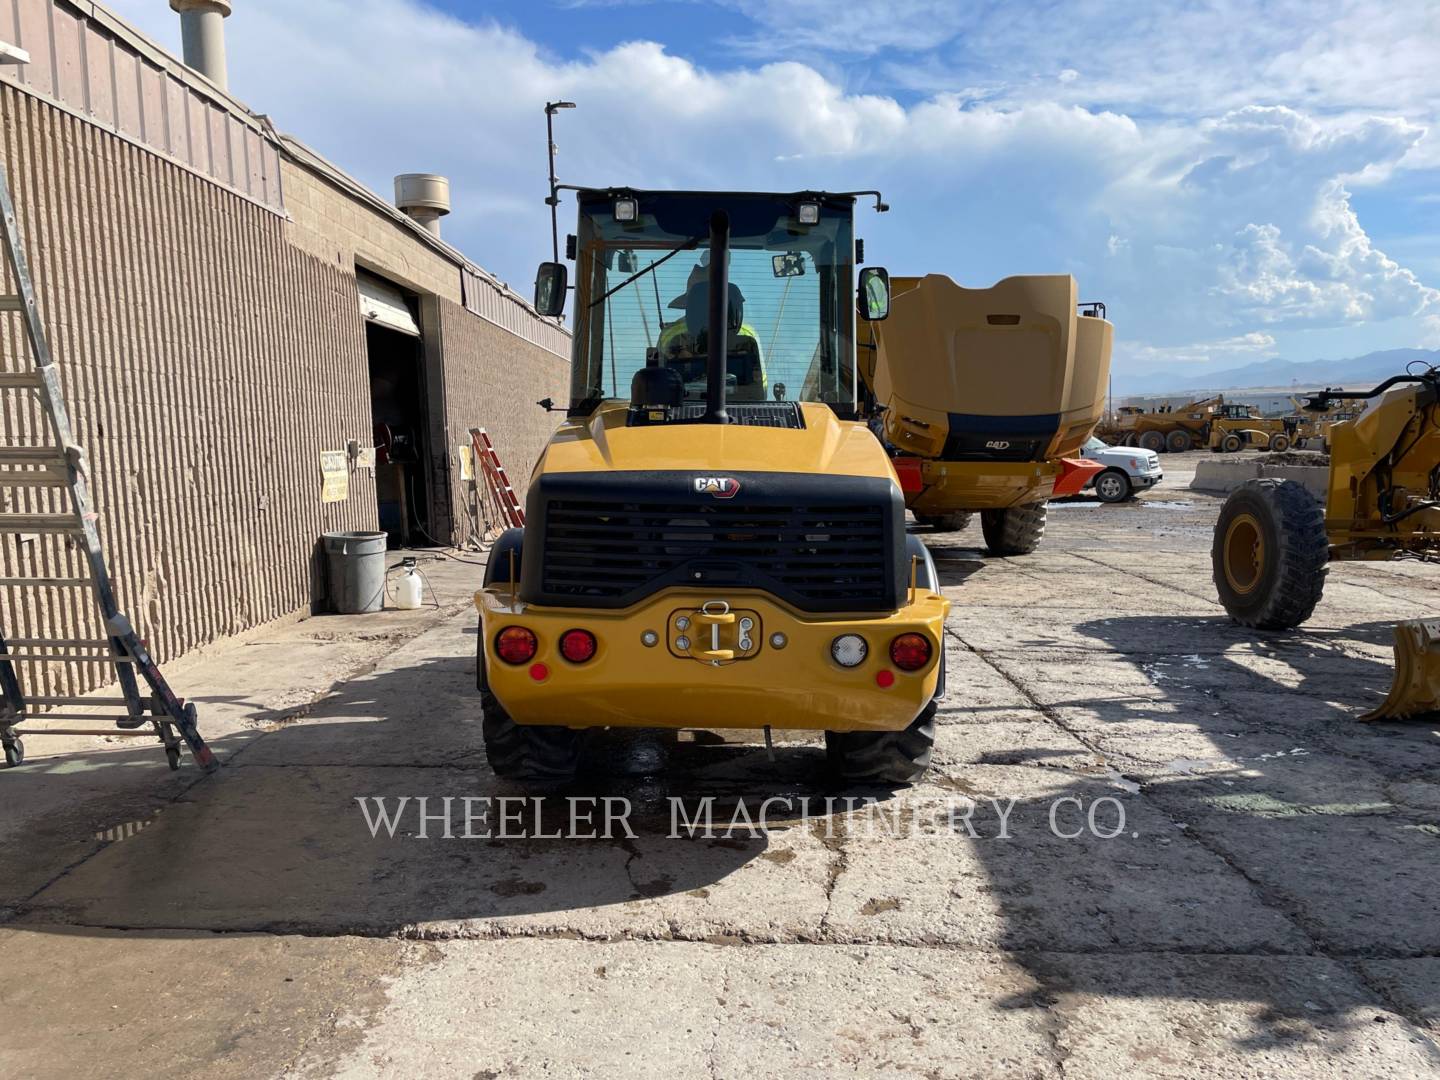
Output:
[1081,436,1163,502]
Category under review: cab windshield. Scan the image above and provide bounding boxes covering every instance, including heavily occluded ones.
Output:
[568,191,856,413]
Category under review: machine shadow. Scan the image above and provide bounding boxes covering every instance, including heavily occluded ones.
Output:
[3,647,888,936]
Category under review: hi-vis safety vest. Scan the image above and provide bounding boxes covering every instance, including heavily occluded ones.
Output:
[657,318,762,357]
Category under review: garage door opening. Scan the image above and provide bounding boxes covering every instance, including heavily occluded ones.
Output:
[360,272,433,546]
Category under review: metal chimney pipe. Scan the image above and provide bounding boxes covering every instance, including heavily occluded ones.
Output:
[169,0,232,91]
[394,174,452,238]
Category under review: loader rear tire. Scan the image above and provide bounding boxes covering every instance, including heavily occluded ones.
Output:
[982,503,1047,556]
[918,512,972,533]
[1139,430,1166,453]
[826,651,943,786]
[481,684,582,787]
[1221,434,1243,453]
[1212,478,1328,630]
[1166,429,1194,453]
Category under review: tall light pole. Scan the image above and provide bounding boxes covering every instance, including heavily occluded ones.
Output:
[545,101,576,264]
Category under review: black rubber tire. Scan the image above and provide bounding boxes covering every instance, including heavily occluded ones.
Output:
[1094,469,1132,504]
[981,503,1047,556]
[826,649,943,785]
[1269,433,1291,452]
[1118,432,1135,447]
[1166,429,1193,453]
[3,737,23,767]
[481,681,582,786]
[1212,478,1328,630]
[166,745,182,771]
[1138,430,1166,453]
[918,512,972,533]
[1221,434,1243,453]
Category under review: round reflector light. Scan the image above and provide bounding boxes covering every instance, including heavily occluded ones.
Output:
[831,634,868,668]
[875,669,895,689]
[559,628,597,663]
[890,633,932,672]
[495,626,538,665]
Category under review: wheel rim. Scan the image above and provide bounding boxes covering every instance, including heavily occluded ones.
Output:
[1223,512,1265,595]
[1098,475,1123,499]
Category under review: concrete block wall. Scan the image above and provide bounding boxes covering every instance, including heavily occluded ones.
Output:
[0,83,378,699]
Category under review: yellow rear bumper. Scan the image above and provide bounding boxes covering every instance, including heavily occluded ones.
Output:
[909,459,1061,513]
[475,586,950,733]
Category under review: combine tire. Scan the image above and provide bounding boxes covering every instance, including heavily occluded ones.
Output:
[981,503,1047,555]
[1212,479,1328,630]
[918,512,972,533]
[1269,433,1291,452]
[1166,429,1194,453]
[481,676,581,786]
[1138,430,1166,453]
[1221,433,1243,453]
[1094,469,1132,503]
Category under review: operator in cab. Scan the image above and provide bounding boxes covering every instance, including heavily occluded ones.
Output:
[656,254,768,402]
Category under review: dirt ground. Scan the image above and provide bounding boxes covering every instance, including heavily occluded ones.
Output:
[2,452,1439,1078]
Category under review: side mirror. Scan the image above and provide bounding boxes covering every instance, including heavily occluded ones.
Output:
[772,252,806,278]
[858,266,890,321]
[533,262,567,317]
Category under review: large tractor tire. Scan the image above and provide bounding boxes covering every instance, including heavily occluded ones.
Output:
[478,528,582,786]
[1268,433,1292,452]
[1094,468,1132,503]
[1138,430,1166,453]
[1166,429,1194,453]
[981,503,1047,556]
[1212,479,1328,630]
[1221,433,1243,453]
[917,511,973,533]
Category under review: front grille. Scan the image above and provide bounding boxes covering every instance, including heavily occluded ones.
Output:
[627,402,805,429]
[538,499,891,610]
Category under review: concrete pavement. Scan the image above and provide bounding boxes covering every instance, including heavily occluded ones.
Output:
[2,462,1439,1078]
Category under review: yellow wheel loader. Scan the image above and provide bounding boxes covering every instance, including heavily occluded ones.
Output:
[1212,366,1440,719]
[473,189,950,786]
[857,275,1112,555]
[1207,403,1296,453]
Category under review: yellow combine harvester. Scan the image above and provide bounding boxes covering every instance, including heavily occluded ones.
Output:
[1213,366,1440,719]
[858,274,1111,554]
[474,188,950,785]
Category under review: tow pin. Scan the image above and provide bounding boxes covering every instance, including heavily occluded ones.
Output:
[763,725,775,762]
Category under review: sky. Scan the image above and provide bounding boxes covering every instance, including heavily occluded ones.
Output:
[106,0,1440,381]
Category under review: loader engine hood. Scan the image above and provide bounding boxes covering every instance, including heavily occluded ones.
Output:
[519,403,908,613]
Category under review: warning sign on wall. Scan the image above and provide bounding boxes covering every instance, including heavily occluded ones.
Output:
[320,451,349,503]
[458,444,475,482]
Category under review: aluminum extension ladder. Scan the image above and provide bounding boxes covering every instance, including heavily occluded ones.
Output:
[0,163,215,771]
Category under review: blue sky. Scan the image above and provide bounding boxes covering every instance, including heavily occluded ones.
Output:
[108,0,1440,383]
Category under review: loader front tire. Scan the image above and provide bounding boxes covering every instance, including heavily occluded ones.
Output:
[981,503,1047,556]
[1212,478,1328,630]
[918,512,972,533]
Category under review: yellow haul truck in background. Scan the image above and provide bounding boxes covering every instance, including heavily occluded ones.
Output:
[1113,395,1222,452]
[475,189,950,786]
[858,275,1112,554]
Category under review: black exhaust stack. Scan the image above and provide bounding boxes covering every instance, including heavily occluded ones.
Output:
[705,210,730,425]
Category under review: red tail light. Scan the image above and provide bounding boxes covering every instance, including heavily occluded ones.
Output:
[889,633,932,672]
[559,629,597,663]
[495,626,538,665]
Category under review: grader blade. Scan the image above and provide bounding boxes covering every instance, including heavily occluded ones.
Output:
[1362,619,1440,722]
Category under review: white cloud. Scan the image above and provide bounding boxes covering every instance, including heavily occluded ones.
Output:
[1125,332,1278,367]
[102,0,1440,375]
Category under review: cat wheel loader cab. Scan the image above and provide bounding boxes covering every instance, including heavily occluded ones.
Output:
[857,274,1112,554]
[476,189,950,787]
[1212,366,1440,720]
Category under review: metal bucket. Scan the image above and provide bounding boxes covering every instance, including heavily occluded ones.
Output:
[322,531,387,614]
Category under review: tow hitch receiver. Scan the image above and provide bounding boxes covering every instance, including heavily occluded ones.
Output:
[669,601,761,664]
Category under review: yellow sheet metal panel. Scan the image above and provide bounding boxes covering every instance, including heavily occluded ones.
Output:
[539,402,898,481]
[477,585,948,733]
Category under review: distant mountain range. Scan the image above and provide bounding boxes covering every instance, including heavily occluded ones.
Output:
[1117,348,1440,397]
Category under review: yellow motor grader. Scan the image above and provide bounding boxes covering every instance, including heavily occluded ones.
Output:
[858,274,1112,554]
[1212,366,1440,719]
